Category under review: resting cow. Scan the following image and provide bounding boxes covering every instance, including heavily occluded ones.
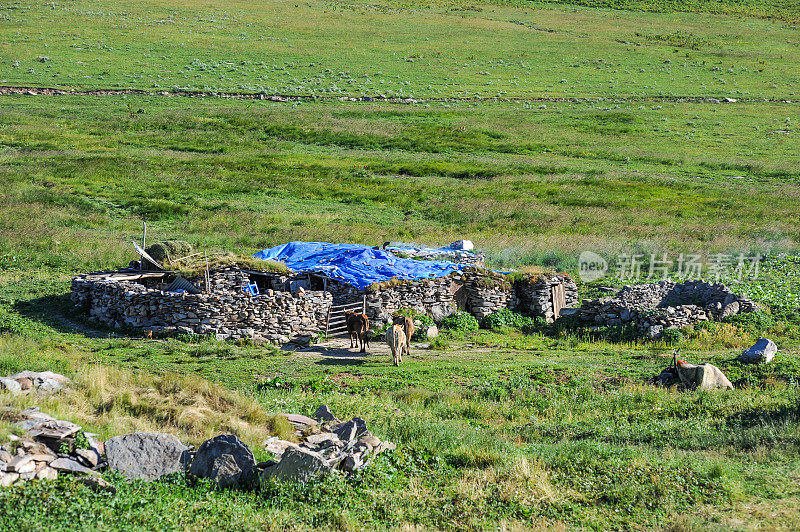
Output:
[392,315,414,355]
[385,324,406,366]
[345,311,370,353]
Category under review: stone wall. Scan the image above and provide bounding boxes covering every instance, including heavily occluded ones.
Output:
[71,266,581,342]
[363,276,457,329]
[570,279,757,338]
[514,274,579,323]
[459,270,516,320]
[71,271,331,344]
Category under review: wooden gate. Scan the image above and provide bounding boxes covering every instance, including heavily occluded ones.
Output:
[325,297,367,338]
[551,283,566,322]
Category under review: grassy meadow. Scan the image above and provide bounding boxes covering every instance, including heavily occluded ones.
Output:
[1,0,800,530]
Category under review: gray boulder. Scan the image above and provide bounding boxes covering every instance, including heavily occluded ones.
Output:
[430,303,455,323]
[739,338,777,364]
[106,432,190,480]
[647,325,664,340]
[261,446,330,483]
[189,434,256,488]
[426,325,439,339]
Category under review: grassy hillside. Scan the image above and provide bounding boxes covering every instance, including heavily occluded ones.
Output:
[1,0,799,99]
[1,0,800,529]
[1,95,798,275]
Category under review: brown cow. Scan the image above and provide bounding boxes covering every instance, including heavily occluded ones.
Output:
[346,311,370,353]
[392,315,414,355]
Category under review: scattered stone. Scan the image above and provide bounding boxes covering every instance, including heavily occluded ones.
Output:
[77,476,116,494]
[6,454,34,473]
[189,434,256,488]
[264,437,299,461]
[281,413,317,431]
[75,448,100,468]
[0,473,19,487]
[27,419,82,447]
[341,454,363,473]
[261,446,330,484]
[676,362,734,391]
[312,405,338,423]
[304,432,342,448]
[331,418,367,442]
[105,432,190,480]
[739,338,777,364]
[50,457,94,475]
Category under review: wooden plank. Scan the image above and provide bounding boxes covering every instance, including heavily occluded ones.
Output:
[551,283,566,321]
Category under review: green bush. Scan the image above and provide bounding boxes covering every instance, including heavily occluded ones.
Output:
[660,328,685,345]
[441,311,479,332]
[482,308,542,332]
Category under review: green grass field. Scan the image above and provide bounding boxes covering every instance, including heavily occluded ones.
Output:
[1,0,800,530]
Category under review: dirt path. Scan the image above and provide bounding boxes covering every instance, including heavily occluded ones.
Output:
[2,85,794,105]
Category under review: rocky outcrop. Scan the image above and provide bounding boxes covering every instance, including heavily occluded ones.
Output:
[0,371,70,396]
[105,432,190,480]
[0,407,106,488]
[262,407,395,484]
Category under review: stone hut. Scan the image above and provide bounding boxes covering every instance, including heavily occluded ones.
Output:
[71,261,579,343]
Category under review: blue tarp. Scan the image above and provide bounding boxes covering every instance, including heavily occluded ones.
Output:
[252,242,468,290]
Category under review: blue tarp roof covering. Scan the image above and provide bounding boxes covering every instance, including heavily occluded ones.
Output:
[252,241,468,289]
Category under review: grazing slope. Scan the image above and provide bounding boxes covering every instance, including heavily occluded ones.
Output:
[1,0,799,530]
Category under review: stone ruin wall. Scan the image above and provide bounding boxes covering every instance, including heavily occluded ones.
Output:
[571,279,758,337]
[513,274,579,323]
[71,269,331,344]
[71,266,580,342]
[351,270,578,326]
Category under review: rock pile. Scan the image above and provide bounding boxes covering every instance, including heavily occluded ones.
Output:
[0,407,110,490]
[262,406,395,483]
[0,371,70,396]
[574,280,757,337]
[1,404,394,491]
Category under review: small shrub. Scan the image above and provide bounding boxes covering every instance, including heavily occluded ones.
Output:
[441,311,479,332]
[660,328,685,345]
[482,308,540,331]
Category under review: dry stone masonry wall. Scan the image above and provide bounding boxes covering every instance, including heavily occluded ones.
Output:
[72,269,331,344]
[72,266,579,341]
[571,279,757,337]
[514,274,579,323]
